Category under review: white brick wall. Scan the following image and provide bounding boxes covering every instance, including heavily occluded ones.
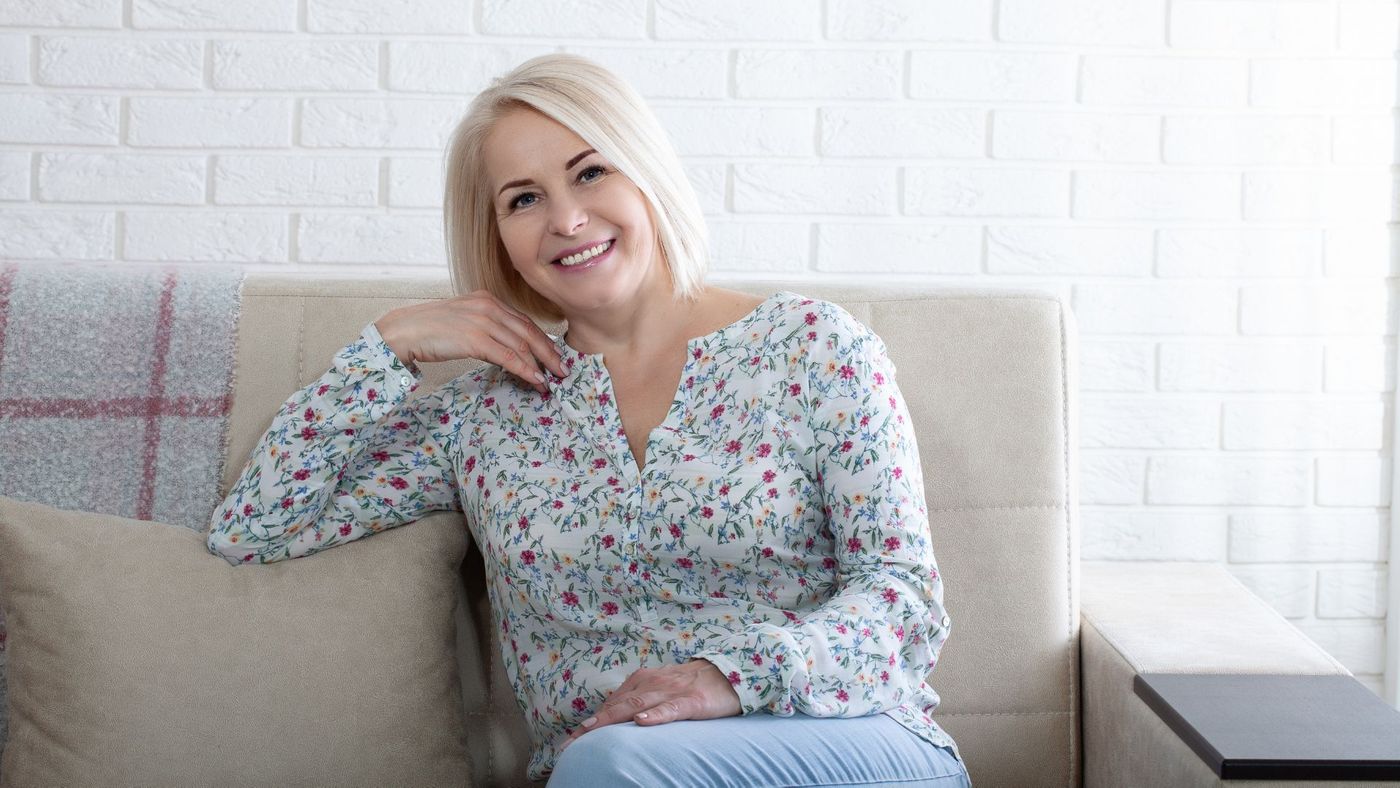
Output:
[0,0,1394,701]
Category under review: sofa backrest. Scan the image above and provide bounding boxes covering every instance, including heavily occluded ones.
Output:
[224,276,1081,787]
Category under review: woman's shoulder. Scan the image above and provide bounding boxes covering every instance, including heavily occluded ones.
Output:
[767,290,881,352]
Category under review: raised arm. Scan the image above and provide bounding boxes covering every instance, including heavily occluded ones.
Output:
[692,309,950,717]
[206,321,462,566]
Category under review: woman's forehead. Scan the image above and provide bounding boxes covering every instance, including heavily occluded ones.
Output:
[485,110,595,193]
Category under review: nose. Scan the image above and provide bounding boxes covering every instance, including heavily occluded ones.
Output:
[547,189,587,236]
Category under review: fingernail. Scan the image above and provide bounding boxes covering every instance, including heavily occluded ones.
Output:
[582,716,597,727]
[637,712,648,720]
[534,371,546,383]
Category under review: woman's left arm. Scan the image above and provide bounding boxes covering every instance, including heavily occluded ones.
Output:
[691,315,951,718]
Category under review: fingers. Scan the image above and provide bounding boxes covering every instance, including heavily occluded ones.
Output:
[496,305,569,378]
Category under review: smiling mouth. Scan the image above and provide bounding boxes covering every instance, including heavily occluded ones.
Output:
[552,238,615,266]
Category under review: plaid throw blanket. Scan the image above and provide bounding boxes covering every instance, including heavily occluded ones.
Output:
[0,262,244,768]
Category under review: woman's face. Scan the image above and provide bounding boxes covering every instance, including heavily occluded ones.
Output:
[483,106,663,317]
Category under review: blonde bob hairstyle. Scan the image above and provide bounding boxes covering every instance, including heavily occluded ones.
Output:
[442,53,710,323]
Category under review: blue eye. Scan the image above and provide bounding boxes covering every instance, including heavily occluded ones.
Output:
[506,165,608,211]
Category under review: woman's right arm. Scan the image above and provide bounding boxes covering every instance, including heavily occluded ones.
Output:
[206,320,462,566]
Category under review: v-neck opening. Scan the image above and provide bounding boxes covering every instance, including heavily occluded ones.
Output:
[548,290,793,481]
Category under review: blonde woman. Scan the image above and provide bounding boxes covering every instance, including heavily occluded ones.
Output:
[208,54,970,787]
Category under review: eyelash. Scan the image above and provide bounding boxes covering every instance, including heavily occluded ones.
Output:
[508,165,608,211]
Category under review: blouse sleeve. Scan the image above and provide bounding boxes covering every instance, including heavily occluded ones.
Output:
[690,313,950,717]
[206,320,463,567]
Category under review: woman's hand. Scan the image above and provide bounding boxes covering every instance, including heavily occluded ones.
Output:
[563,659,741,748]
[374,290,568,395]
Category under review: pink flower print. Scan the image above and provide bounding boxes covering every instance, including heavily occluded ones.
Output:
[762,469,776,483]
[836,624,848,634]
[805,312,817,325]
[562,447,575,462]
[601,602,618,615]
[846,537,863,553]
[601,535,615,548]
[788,383,801,396]
[860,415,869,426]
[573,697,588,713]
[593,458,608,469]
[483,396,495,407]
[439,412,450,424]
[761,547,774,558]
[392,421,408,431]
[299,426,316,441]
[693,347,703,360]
[562,591,580,607]
[836,689,849,702]
[242,503,253,516]
[756,443,772,458]
[317,384,330,395]
[884,536,901,551]
[822,556,837,570]
[669,523,683,539]
[719,484,730,495]
[280,497,294,509]
[366,389,377,401]
[465,456,476,473]
[372,450,390,463]
[727,671,741,686]
[715,379,726,391]
[784,611,799,622]
[710,404,725,420]
[881,587,899,605]
[676,557,694,569]
[750,356,760,366]
[562,669,572,681]
[389,477,408,490]
[881,671,890,683]
[303,406,316,421]
[517,516,528,530]
[807,331,816,341]
[538,416,553,426]
[840,440,854,453]
[751,652,763,666]
[339,524,352,536]
[599,392,610,405]
[552,500,564,509]
[701,506,714,518]
[520,550,536,566]
[892,467,902,479]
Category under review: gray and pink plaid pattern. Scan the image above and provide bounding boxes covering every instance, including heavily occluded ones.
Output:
[0,262,244,766]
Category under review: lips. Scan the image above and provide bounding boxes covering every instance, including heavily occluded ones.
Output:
[551,238,615,265]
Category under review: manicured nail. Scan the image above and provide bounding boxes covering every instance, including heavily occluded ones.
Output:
[582,716,597,727]
[637,712,648,719]
[534,371,546,383]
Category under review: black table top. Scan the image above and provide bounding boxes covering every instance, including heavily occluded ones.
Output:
[1135,673,1400,781]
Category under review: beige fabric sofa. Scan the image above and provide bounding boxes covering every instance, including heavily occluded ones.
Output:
[222,276,1371,787]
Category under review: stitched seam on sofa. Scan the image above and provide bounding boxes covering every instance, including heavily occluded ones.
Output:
[1057,297,1077,788]
[927,504,1064,513]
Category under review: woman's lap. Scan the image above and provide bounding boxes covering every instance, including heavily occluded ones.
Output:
[545,712,971,788]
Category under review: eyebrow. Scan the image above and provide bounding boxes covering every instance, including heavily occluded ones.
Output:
[496,149,597,198]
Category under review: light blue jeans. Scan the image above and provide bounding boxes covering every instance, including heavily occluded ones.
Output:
[546,712,972,788]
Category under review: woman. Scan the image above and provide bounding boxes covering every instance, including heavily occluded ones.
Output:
[207,54,970,787]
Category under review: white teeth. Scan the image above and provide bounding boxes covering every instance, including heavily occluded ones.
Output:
[557,239,612,266]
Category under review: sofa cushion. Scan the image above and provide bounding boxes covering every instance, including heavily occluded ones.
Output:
[0,495,472,787]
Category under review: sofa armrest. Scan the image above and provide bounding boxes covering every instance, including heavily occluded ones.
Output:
[1080,561,1353,788]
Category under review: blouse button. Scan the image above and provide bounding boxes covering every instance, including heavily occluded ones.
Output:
[399,375,410,386]
[940,615,950,628]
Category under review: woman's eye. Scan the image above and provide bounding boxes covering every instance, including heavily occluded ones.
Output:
[507,167,605,211]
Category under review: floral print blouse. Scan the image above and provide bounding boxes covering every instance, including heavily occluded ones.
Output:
[207,290,961,781]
